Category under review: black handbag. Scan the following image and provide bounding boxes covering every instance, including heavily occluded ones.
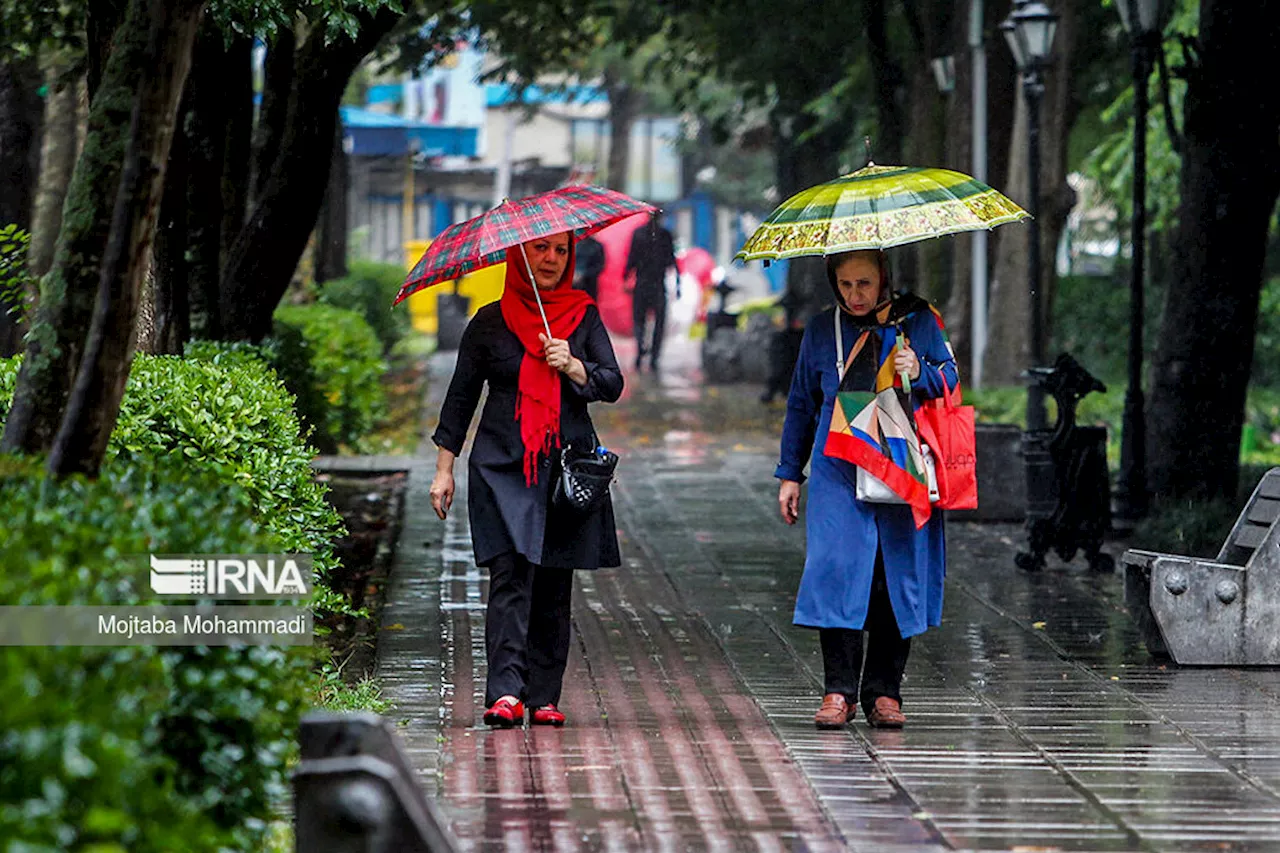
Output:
[552,438,618,516]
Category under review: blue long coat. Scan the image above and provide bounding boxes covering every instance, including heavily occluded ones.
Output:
[775,299,959,637]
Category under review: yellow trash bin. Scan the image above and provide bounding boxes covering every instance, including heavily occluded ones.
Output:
[403,239,506,335]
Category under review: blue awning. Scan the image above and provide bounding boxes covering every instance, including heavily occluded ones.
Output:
[485,83,606,108]
[340,107,478,158]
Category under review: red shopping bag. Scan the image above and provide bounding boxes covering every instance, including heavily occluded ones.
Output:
[915,381,978,510]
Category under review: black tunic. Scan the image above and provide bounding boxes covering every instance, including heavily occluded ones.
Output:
[432,302,624,569]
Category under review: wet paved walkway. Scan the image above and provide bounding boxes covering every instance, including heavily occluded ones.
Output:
[378,337,1280,852]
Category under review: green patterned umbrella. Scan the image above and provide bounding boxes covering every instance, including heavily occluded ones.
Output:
[735,163,1029,263]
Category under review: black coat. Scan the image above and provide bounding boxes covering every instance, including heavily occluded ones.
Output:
[625,224,676,300]
[432,302,624,569]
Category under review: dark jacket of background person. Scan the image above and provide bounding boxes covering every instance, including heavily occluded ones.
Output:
[624,220,677,301]
[574,236,605,301]
[432,301,623,569]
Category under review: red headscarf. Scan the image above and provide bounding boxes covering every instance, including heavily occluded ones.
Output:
[499,237,594,485]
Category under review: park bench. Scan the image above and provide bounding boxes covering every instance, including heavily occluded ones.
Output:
[293,711,459,852]
[1122,467,1280,665]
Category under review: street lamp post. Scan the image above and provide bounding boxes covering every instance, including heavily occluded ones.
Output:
[1113,0,1171,525]
[1001,0,1058,433]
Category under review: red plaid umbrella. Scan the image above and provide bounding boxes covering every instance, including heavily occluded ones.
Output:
[394,185,656,306]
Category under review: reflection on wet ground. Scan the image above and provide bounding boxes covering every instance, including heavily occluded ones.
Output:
[378,336,1280,851]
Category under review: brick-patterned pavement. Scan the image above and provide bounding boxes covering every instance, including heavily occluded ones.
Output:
[377,338,1280,852]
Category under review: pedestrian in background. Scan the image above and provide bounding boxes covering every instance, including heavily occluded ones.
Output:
[624,213,678,372]
[574,234,605,301]
[775,249,956,730]
[429,231,624,729]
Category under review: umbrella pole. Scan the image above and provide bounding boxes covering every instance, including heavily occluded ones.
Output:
[518,243,554,340]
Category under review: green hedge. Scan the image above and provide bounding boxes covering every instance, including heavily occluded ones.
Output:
[318,259,412,354]
[0,459,314,852]
[0,354,349,617]
[272,304,387,454]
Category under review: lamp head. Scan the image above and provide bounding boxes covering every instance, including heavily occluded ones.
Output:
[1002,0,1059,71]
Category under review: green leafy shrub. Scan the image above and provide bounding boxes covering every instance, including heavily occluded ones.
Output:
[0,223,31,325]
[272,304,387,454]
[0,459,314,852]
[112,354,347,613]
[1252,279,1280,388]
[0,355,349,617]
[318,259,412,353]
[183,338,279,372]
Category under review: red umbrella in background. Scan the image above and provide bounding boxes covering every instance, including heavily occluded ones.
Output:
[589,213,650,336]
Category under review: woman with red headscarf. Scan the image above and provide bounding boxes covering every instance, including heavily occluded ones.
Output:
[429,231,623,728]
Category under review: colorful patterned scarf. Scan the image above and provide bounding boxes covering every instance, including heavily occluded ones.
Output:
[822,295,942,528]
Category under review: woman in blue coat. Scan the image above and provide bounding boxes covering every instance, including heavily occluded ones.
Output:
[776,249,958,730]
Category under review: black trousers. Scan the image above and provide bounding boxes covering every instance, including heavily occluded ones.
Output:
[632,292,668,367]
[485,552,574,708]
[819,553,911,718]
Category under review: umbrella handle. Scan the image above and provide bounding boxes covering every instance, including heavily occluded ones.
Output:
[517,243,554,340]
[897,326,912,395]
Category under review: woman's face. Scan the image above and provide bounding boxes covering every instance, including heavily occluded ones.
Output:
[523,233,571,290]
[833,254,884,315]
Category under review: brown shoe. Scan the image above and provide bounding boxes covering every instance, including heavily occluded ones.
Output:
[814,693,853,729]
[866,696,906,729]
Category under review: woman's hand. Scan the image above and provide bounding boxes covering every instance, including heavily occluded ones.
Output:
[430,448,457,520]
[540,333,588,385]
[429,471,455,520]
[540,333,573,370]
[894,341,921,381]
[778,480,802,525]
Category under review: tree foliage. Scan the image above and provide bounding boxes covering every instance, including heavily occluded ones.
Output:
[0,0,85,60]
[1081,0,1198,230]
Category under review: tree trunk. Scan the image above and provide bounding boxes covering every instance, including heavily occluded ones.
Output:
[904,63,947,302]
[250,27,295,209]
[1035,2,1082,354]
[132,255,158,354]
[166,16,227,349]
[30,59,79,279]
[946,0,1019,381]
[221,35,252,273]
[983,0,1080,386]
[864,0,905,165]
[86,0,128,101]
[900,0,955,302]
[2,0,193,455]
[153,96,189,352]
[219,7,401,341]
[1147,1,1280,503]
[775,107,852,317]
[314,112,348,283]
[47,0,206,477]
[603,66,635,193]
[0,55,43,356]
[0,56,43,230]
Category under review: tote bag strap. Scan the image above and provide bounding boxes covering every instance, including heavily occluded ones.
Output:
[833,308,871,381]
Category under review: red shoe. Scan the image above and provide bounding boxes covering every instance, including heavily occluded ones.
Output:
[483,697,525,727]
[530,704,566,727]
